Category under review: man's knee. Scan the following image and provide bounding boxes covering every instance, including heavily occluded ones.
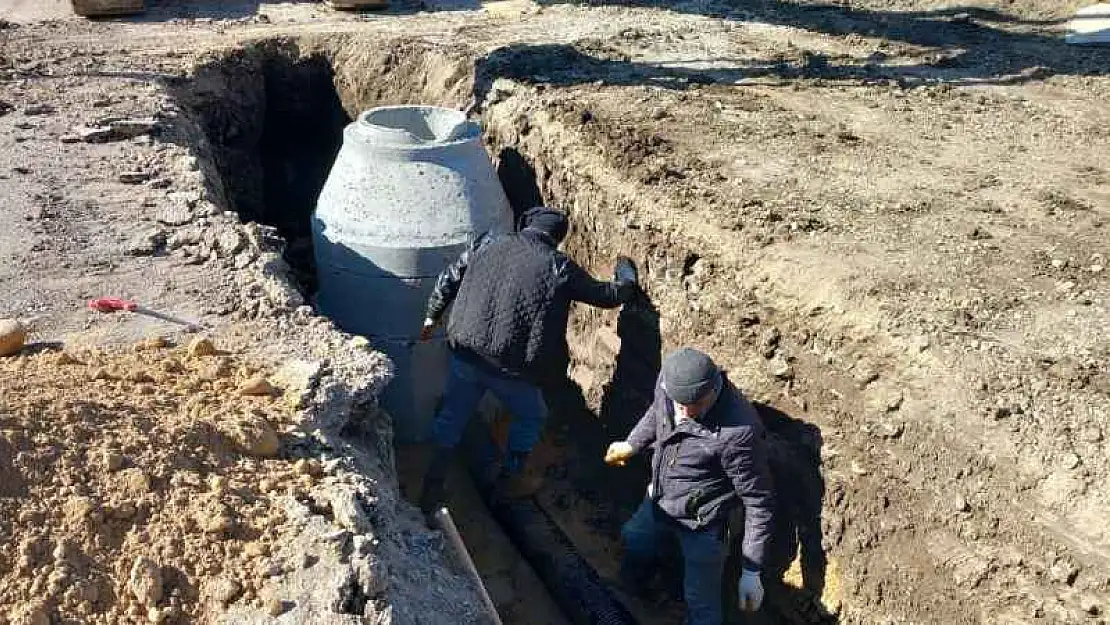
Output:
[621,503,660,554]
[621,522,651,553]
[504,387,548,452]
[429,389,481,447]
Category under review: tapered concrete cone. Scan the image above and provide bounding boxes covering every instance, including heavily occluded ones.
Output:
[71,0,145,17]
[325,0,390,9]
[312,105,513,442]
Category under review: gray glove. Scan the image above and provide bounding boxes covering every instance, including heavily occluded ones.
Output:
[614,256,639,286]
[738,569,764,612]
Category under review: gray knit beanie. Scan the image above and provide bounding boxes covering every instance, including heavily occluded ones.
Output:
[661,347,721,405]
[521,206,569,244]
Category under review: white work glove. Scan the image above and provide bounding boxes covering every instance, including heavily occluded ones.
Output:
[738,569,764,612]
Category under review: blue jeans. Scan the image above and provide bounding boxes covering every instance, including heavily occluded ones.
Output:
[621,499,725,625]
[428,351,548,469]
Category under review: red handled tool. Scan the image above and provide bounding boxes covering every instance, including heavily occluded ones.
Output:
[87,297,203,331]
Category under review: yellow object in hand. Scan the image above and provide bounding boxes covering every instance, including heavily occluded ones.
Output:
[604,441,635,466]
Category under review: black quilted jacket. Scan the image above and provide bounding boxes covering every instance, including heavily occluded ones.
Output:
[425,228,635,382]
[626,373,775,571]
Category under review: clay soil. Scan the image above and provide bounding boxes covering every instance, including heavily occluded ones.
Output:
[1,1,1109,625]
[0,339,304,624]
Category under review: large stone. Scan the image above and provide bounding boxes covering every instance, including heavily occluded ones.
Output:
[0,319,26,356]
[119,468,151,497]
[770,355,794,380]
[127,228,167,256]
[355,555,389,597]
[207,577,243,607]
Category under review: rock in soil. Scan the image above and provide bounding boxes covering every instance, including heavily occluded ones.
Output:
[217,412,280,457]
[327,488,374,534]
[128,556,163,608]
[217,229,245,257]
[63,119,159,144]
[207,576,243,607]
[239,376,277,396]
[157,196,195,226]
[187,337,217,357]
[23,104,54,116]
[127,228,167,256]
[0,318,26,356]
[119,171,152,184]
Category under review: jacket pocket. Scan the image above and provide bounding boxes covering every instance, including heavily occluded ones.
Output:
[685,482,731,529]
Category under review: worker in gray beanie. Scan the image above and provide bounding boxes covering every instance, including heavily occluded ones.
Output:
[606,347,775,625]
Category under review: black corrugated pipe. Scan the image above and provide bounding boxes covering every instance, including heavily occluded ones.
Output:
[464,446,639,625]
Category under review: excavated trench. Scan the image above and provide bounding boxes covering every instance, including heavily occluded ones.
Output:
[172,39,837,625]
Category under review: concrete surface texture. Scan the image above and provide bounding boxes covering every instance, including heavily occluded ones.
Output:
[313,105,512,442]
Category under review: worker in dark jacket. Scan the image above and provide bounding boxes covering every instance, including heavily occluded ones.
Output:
[418,206,638,516]
[605,347,775,625]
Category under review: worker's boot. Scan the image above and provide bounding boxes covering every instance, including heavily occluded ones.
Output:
[418,449,453,522]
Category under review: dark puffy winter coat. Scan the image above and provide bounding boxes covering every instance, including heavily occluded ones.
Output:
[626,373,775,571]
[425,228,635,382]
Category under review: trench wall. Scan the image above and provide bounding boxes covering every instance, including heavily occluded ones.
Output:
[172,32,1109,625]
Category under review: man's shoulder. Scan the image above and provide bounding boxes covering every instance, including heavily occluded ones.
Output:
[469,231,524,260]
[715,386,762,435]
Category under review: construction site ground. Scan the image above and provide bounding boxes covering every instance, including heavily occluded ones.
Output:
[0,1,1108,624]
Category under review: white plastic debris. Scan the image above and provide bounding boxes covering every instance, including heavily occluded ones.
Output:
[1066,4,1110,45]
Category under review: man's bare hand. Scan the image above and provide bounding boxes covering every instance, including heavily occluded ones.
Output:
[604,441,635,466]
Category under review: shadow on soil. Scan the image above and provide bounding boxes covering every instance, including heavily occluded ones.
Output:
[167,45,350,292]
[114,0,480,22]
[532,291,833,624]
[112,0,315,22]
[488,145,834,624]
[472,2,1108,90]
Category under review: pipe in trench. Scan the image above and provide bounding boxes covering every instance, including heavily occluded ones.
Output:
[464,444,639,625]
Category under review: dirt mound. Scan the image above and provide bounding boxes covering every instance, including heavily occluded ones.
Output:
[0,338,313,625]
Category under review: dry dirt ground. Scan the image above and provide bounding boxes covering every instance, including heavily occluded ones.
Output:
[0,1,1109,625]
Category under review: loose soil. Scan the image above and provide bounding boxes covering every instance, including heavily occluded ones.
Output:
[0,339,304,625]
